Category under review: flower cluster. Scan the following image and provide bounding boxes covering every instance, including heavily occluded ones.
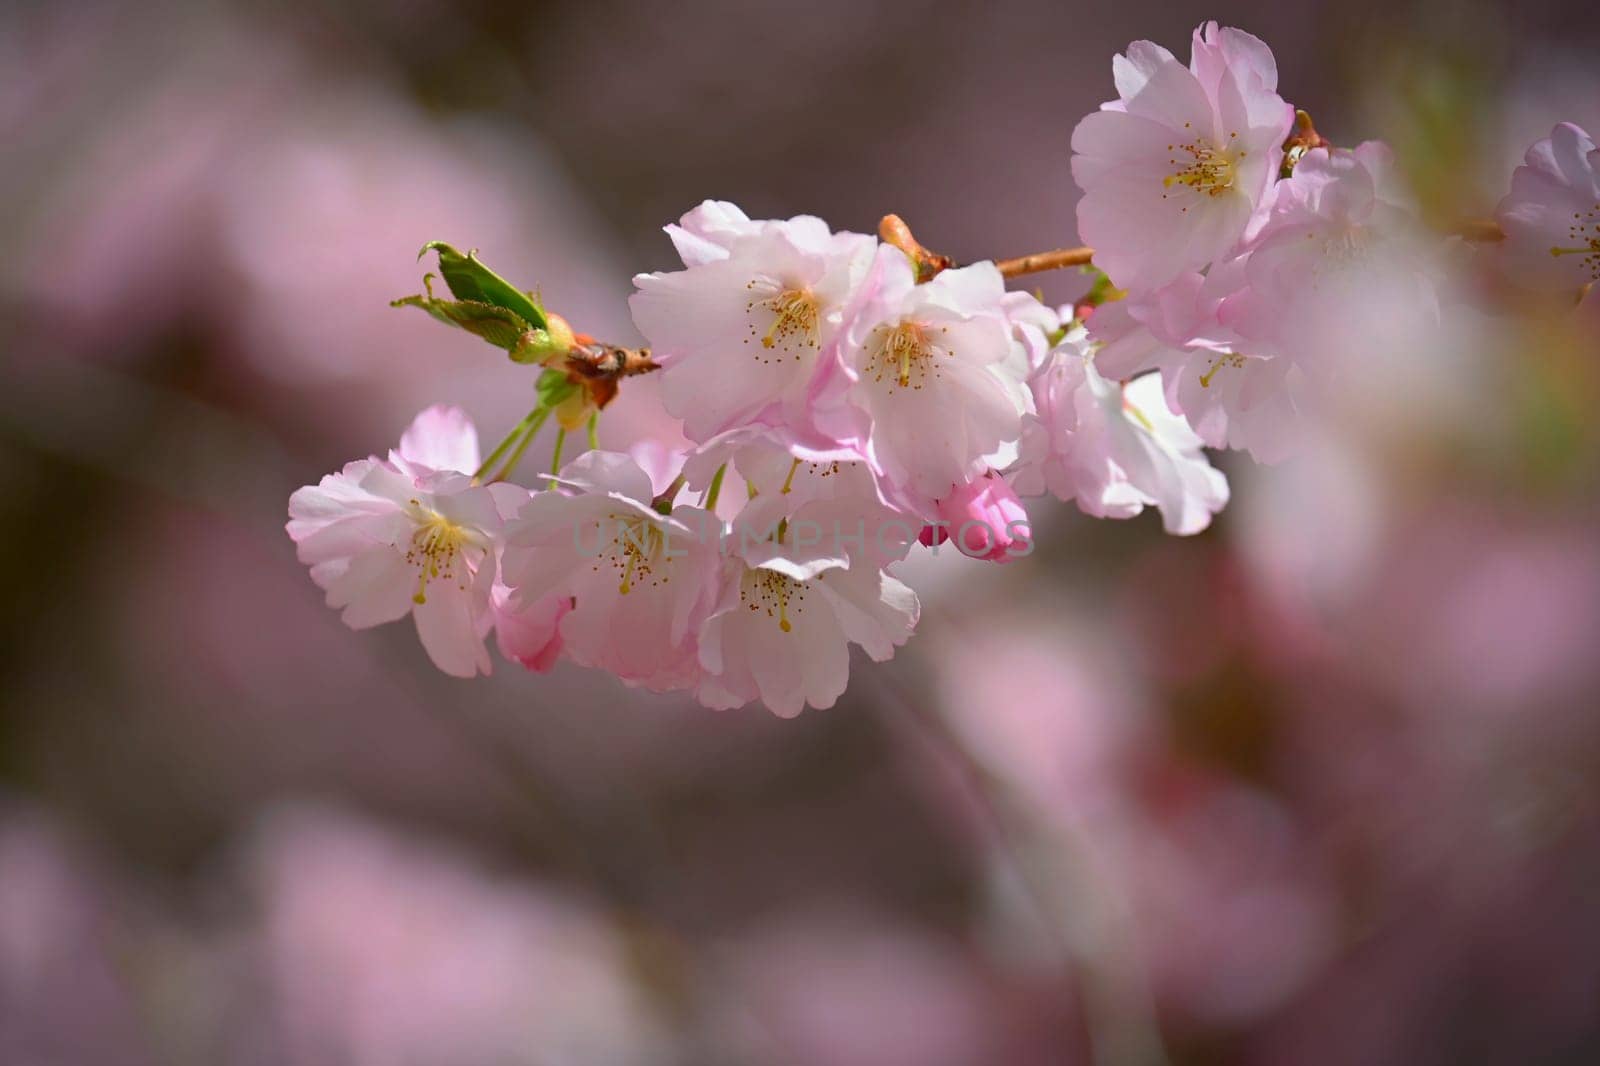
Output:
[287,22,1598,717]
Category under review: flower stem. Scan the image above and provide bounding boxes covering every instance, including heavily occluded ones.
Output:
[548,427,567,490]
[586,412,600,451]
[474,405,547,482]
[488,407,551,484]
[704,462,728,511]
[652,474,687,514]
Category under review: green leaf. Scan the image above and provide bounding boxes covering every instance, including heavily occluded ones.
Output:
[390,292,532,348]
[418,242,549,330]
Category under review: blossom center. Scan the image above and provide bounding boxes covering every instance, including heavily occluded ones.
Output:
[1163,130,1242,203]
[406,507,471,605]
[1550,204,1600,279]
[596,515,670,595]
[744,282,819,360]
[740,567,806,633]
[1198,352,1248,389]
[865,320,946,393]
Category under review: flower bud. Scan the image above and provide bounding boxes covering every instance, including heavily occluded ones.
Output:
[510,312,578,366]
[918,474,1031,562]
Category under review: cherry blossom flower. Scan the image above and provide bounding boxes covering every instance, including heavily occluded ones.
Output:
[629,204,875,443]
[1071,22,1294,292]
[680,425,917,566]
[1495,122,1600,291]
[286,406,525,678]
[491,583,568,673]
[1220,142,1441,366]
[1087,143,1437,465]
[695,495,919,717]
[1089,266,1305,465]
[840,250,1036,512]
[919,473,1033,563]
[1014,332,1230,534]
[663,199,837,268]
[499,451,723,692]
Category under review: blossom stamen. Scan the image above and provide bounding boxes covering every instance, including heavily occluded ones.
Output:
[1163,131,1240,204]
[405,507,470,605]
[741,568,805,633]
[1546,205,1600,279]
[598,515,669,595]
[866,321,946,392]
[743,283,820,361]
[1198,352,1248,388]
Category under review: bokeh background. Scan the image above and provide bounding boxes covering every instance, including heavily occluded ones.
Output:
[4,0,1600,1063]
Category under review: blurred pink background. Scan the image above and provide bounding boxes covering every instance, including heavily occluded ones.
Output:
[3,1,1599,1062]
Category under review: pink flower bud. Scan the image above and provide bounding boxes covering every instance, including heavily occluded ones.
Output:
[919,474,1032,562]
[493,587,569,673]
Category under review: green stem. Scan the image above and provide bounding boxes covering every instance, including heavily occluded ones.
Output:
[488,407,550,484]
[474,405,547,482]
[548,427,567,490]
[652,474,687,514]
[704,463,728,511]
[586,412,599,451]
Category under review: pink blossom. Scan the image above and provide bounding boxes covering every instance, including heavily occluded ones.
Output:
[841,250,1035,511]
[286,406,524,677]
[1495,122,1600,291]
[681,425,917,565]
[1071,23,1294,292]
[1014,331,1230,534]
[1089,274,1306,465]
[695,495,919,716]
[1221,142,1441,366]
[663,198,838,267]
[491,583,568,673]
[629,203,875,442]
[1089,143,1438,464]
[499,451,723,691]
[918,473,1032,562]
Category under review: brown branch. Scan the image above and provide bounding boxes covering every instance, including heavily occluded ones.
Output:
[995,246,1096,278]
[881,213,1095,282]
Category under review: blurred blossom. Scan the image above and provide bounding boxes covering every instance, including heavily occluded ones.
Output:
[931,612,1153,816]
[1233,426,1387,615]
[216,100,630,395]
[1106,773,1335,1026]
[0,805,150,1066]
[237,805,670,1066]
[929,615,1333,1026]
[10,22,301,345]
[708,908,1004,1066]
[10,12,650,455]
[1355,508,1600,726]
